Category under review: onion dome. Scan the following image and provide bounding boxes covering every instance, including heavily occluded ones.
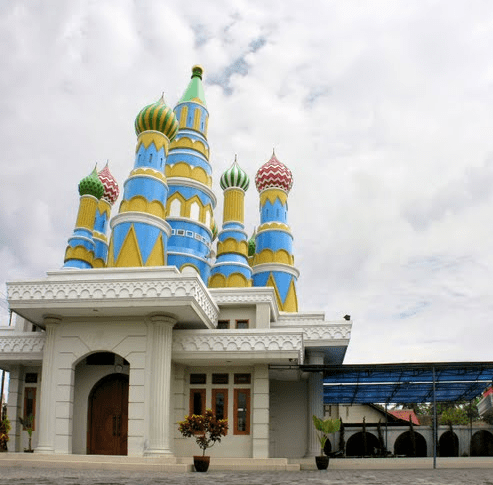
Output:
[212,220,218,241]
[134,93,179,141]
[98,162,120,205]
[248,233,256,257]
[255,151,293,193]
[78,166,104,199]
[220,156,250,191]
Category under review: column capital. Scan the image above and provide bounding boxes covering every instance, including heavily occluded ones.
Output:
[149,314,177,326]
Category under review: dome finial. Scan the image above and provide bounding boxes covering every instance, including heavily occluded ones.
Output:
[192,65,204,79]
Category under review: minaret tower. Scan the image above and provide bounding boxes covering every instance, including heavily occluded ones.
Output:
[253,152,299,311]
[92,163,120,268]
[165,66,216,282]
[63,167,105,269]
[107,95,178,267]
[209,156,252,287]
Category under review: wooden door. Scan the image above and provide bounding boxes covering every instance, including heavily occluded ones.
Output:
[88,374,128,455]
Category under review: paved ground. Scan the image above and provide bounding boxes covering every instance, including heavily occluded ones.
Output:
[1,467,493,485]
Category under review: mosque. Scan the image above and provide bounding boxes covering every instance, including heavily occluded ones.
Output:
[0,66,352,459]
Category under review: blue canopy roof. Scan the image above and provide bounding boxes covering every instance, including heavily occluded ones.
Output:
[298,362,493,404]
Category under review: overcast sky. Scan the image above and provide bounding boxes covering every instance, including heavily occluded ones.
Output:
[2,0,493,364]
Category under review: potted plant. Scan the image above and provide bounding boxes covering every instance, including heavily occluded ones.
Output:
[178,408,228,472]
[312,415,341,470]
[19,415,34,452]
[0,407,11,452]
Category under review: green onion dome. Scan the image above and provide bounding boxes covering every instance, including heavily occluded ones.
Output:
[134,93,179,141]
[220,156,250,191]
[212,221,218,241]
[78,166,104,199]
[248,233,256,257]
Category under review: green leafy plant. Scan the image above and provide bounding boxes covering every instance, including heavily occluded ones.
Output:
[0,411,11,452]
[178,409,228,456]
[19,415,34,452]
[312,415,340,456]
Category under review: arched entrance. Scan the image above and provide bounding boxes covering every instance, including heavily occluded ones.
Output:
[346,432,379,456]
[471,430,493,456]
[394,430,427,457]
[87,373,129,455]
[439,430,459,457]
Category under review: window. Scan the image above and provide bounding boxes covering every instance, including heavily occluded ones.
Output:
[190,202,200,221]
[177,229,185,236]
[186,230,193,237]
[212,374,229,384]
[212,389,228,422]
[233,389,250,435]
[23,387,36,431]
[190,374,206,384]
[234,373,251,384]
[170,199,181,217]
[25,373,38,384]
[217,320,230,329]
[189,389,206,416]
[86,352,115,365]
[236,320,249,329]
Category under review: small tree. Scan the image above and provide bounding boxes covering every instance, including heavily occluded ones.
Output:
[19,415,34,452]
[312,415,340,456]
[178,409,228,456]
[376,419,386,456]
[0,406,10,452]
[338,417,345,456]
[409,415,416,457]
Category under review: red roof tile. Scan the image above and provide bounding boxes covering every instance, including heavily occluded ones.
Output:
[388,409,420,425]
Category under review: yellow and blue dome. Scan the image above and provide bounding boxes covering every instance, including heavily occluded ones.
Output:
[134,94,179,140]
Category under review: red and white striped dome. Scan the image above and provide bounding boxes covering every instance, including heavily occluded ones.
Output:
[255,152,293,193]
[98,163,120,205]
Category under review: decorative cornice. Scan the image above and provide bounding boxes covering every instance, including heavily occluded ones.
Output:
[209,287,280,320]
[0,334,46,354]
[173,329,303,362]
[110,211,172,237]
[7,267,219,327]
[166,177,217,206]
[251,263,300,278]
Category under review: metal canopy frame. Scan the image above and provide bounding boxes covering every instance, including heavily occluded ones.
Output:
[313,362,493,405]
[291,361,493,469]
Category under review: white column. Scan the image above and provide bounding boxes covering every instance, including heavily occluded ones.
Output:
[35,317,60,454]
[145,314,175,456]
[305,350,324,457]
[252,364,269,458]
[6,366,22,452]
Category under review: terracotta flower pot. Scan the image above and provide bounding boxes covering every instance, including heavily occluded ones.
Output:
[193,455,210,472]
[315,455,329,470]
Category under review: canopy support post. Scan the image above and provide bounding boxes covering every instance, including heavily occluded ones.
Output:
[432,365,437,469]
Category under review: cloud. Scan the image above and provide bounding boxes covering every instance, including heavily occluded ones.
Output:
[2,0,493,367]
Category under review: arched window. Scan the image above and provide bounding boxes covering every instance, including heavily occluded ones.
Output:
[205,209,211,227]
[190,201,200,221]
[169,198,181,217]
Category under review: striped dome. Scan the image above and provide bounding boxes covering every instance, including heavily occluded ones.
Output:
[98,162,120,205]
[255,152,293,193]
[78,167,104,199]
[212,220,218,241]
[220,156,249,191]
[134,94,179,141]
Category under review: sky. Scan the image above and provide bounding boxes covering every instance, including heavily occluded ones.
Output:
[1,0,493,364]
